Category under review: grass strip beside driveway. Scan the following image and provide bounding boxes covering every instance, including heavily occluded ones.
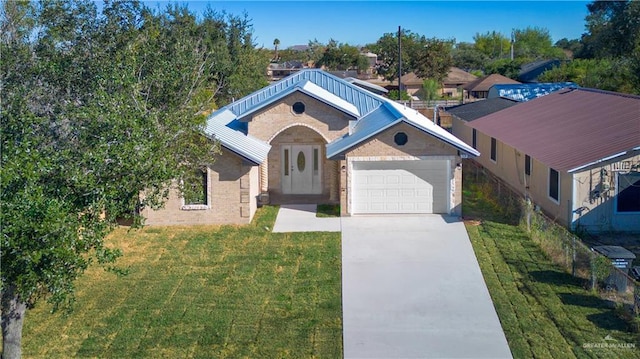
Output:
[22,206,342,358]
[464,184,638,358]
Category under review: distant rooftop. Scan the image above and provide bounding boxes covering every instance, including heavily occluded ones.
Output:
[488,82,578,102]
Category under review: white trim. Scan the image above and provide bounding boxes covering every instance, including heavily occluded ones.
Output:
[614,172,640,214]
[567,151,628,173]
[571,173,578,231]
[180,167,210,211]
[548,167,560,204]
[490,137,498,163]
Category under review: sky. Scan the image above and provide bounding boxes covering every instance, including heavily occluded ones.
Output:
[157,1,591,49]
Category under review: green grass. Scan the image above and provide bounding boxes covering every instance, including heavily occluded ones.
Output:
[463,182,639,358]
[316,204,340,218]
[22,206,342,358]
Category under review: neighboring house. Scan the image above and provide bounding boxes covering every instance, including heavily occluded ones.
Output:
[463,74,521,100]
[517,59,563,83]
[488,82,578,102]
[268,61,306,81]
[390,68,477,99]
[343,77,388,95]
[142,70,479,225]
[442,67,477,98]
[453,88,640,233]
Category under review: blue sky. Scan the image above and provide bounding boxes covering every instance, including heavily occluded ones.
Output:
[145,1,590,48]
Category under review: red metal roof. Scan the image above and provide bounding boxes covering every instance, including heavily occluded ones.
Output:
[469,88,640,172]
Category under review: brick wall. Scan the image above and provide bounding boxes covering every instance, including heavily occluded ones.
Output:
[142,148,256,225]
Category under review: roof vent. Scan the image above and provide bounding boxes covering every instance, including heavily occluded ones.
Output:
[558,88,576,95]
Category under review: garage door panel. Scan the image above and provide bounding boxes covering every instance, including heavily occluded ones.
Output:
[352,160,448,214]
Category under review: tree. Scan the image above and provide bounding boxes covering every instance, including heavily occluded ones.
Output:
[579,0,639,59]
[422,79,440,101]
[539,58,635,93]
[473,31,511,60]
[452,42,489,72]
[414,37,454,82]
[484,58,524,79]
[315,39,368,72]
[555,38,583,59]
[273,38,280,61]
[369,29,453,82]
[1,2,267,357]
[512,26,566,60]
[573,1,640,92]
[367,29,415,81]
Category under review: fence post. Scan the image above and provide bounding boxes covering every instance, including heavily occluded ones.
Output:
[572,235,577,277]
[590,253,597,290]
[525,198,532,233]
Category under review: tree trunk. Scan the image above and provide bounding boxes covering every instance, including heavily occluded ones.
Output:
[1,286,27,359]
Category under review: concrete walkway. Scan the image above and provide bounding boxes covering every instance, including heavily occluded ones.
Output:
[272,204,341,233]
[341,215,512,359]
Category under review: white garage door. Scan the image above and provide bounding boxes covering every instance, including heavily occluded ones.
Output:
[352,160,449,214]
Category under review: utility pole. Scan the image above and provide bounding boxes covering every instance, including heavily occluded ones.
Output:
[398,26,402,100]
[510,30,515,61]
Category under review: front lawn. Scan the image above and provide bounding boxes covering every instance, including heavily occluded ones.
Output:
[22,206,343,358]
[464,181,638,358]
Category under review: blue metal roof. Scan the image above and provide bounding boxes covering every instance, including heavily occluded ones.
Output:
[205,69,478,164]
[204,109,270,165]
[228,70,383,117]
[327,100,480,159]
[488,82,578,102]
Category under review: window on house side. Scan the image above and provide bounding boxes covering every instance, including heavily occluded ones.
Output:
[184,168,208,205]
[549,168,560,202]
[525,155,532,176]
[617,173,640,212]
[472,129,477,149]
[313,148,319,174]
[490,137,497,162]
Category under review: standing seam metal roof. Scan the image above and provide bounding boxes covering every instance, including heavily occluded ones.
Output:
[207,69,479,164]
[468,88,640,172]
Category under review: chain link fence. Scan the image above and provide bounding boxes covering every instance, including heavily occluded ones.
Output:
[465,161,639,323]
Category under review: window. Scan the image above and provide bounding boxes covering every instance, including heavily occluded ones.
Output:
[313,148,319,175]
[472,129,477,149]
[394,132,408,146]
[549,168,560,202]
[183,168,208,206]
[490,137,497,162]
[284,148,289,176]
[525,155,532,176]
[292,101,305,114]
[617,173,640,212]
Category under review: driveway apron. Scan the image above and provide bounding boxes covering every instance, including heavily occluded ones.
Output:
[341,215,512,358]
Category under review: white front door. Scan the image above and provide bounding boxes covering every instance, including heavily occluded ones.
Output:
[282,144,322,194]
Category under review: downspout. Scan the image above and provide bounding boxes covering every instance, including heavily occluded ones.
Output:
[433,104,438,125]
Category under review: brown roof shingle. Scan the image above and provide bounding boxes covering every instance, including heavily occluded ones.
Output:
[464,74,521,92]
[469,88,640,172]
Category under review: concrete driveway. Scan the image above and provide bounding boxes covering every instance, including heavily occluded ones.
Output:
[341,215,512,358]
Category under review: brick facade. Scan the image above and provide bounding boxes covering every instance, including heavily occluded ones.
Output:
[143,94,465,225]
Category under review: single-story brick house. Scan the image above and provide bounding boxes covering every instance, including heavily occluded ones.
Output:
[143,70,479,225]
[451,87,640,233]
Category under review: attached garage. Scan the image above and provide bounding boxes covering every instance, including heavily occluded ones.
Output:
[351,160,450,214]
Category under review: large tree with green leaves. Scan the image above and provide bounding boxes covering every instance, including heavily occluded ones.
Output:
[0,1,267,358]
[368,29,453,82]
[414,37,454,82]
[315,39,369,72]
